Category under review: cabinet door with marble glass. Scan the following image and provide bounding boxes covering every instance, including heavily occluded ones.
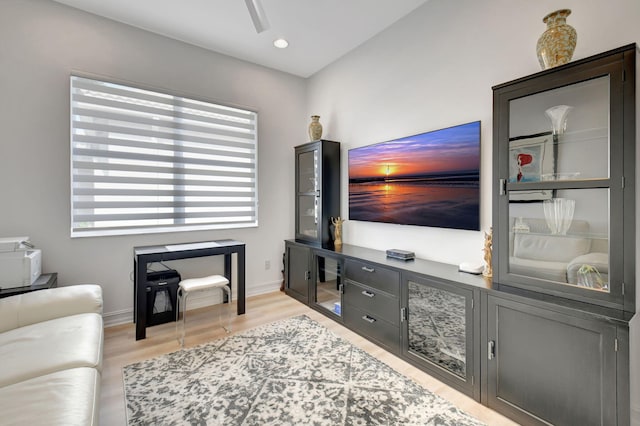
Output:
[492,45,635,312]
[402,273,478,399]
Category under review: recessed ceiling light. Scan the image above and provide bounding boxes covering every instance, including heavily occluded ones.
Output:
[273,38,289,49]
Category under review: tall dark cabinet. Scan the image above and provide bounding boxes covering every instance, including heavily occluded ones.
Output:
[492,44,636,312]
[294,140,340,248]
[490,44,636,425]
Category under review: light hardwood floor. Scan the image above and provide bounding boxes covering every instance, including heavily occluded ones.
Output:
[100,291,518,425]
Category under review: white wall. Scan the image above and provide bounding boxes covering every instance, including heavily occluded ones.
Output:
[307,0,640,423]
[307,0,640,264]
[0,0,307,323]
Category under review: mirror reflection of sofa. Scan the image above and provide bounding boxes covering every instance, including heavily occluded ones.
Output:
[509,218,609,287]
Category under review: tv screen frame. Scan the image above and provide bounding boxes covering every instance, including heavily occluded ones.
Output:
[348,121,481,231]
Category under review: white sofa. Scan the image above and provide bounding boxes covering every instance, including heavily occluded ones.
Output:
[0,285,103,426]
[510,218,609,286]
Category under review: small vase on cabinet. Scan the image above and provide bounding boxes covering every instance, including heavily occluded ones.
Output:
[536,9,577,70]
[308,115,323,141]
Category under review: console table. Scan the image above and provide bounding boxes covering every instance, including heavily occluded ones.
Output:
[0,272,58,298]
[133,239,246,340]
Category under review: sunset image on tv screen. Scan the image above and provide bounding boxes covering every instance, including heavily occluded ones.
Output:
[348,121,480,230]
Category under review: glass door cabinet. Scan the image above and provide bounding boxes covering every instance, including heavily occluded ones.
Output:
[492,44,636,312]
[312,253,343,319]
[294,140,340,247]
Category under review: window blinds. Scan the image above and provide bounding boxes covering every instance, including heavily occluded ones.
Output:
[70,75,258,237]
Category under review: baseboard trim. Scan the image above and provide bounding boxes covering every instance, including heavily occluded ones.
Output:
[248,279,282,298]
[103,308,133,327]
[103,279,283,328]
[631,404,640,426]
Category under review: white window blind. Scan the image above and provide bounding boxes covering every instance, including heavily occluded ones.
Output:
[70,75,258,237]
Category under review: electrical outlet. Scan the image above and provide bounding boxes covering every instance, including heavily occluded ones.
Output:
[265,260,271,270]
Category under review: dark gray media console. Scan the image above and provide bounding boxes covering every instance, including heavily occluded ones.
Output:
[284,239,632,425]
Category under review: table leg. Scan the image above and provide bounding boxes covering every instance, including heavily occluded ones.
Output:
[237,246,246,315]
[224,251,232,299]
[135,257,148,340]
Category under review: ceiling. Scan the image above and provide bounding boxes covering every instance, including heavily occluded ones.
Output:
[52,0,429,78]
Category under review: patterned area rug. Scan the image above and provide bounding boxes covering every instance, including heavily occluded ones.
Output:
[123,315,484,425]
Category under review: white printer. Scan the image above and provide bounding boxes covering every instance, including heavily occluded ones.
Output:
[0,237,42,289]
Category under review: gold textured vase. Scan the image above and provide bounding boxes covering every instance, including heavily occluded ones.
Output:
[536,9,577,70]
[308,115,323,141]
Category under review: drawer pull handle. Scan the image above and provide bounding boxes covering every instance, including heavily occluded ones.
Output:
[362,315,376,323]
[361,266,375,273]
[361,290,375,298]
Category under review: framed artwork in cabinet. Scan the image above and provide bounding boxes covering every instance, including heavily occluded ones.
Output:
[508,132,554,201]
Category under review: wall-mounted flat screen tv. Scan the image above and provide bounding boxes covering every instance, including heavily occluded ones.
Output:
[348,121,480,231]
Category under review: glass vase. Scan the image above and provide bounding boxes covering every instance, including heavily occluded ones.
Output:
[543,198,575,235]
[545,105,573,140]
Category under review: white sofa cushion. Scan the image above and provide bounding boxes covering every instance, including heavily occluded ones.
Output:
[509,256,568,283]
[0,313,103,387]
[513,233,591,263]
[0,284,102,333]
[0,367,99,426]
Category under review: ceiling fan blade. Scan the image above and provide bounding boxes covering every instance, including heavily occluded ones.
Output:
[245,0,270,33]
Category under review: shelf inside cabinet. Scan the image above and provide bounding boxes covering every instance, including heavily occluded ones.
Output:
[507,178,610,191]
[509,230,608,241]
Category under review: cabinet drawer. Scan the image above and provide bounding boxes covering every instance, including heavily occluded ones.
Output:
[344,259,400,296]
[344,280,399,326]
[344,305,400,352]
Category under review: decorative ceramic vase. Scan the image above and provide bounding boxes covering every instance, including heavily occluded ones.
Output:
[308,115,323,141]
[536,9,577,70]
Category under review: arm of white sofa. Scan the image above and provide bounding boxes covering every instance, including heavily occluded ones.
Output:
[0,284,102,333]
